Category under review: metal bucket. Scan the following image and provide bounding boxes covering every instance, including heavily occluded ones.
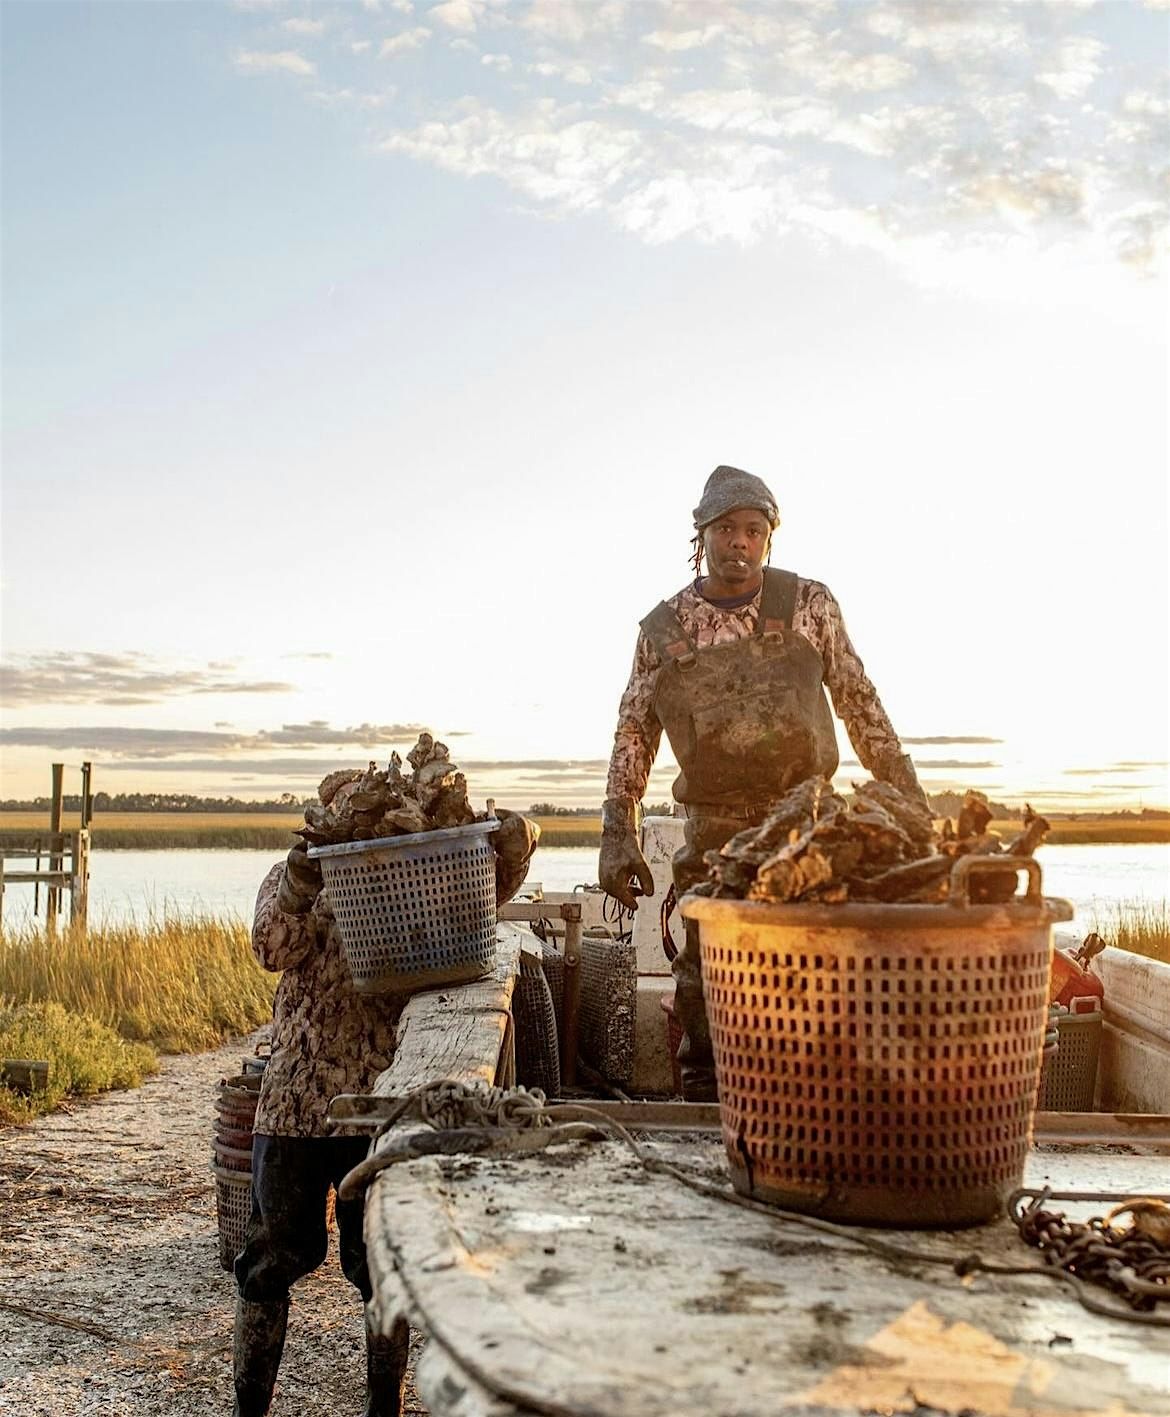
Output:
[310,820,500,995]
[681,857,1073,1227]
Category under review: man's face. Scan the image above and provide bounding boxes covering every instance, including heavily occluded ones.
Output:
[702,507,772,587]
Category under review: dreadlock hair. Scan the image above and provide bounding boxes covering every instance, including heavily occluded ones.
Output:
[689,532,705,577]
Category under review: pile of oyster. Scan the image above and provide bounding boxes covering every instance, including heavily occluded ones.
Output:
[700,777,1050,905]
[297,733,480,847]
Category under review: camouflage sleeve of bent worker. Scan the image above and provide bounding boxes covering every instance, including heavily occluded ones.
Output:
[798,581,906,774]
[251,861,320,973]
[604,631,663,803]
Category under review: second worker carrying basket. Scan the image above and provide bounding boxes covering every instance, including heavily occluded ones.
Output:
[310,818,501,994]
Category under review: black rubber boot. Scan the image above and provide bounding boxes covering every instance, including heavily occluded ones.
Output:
[363,1314,409,1417]
[232,1296,289,1417]
[673,919,718,1102]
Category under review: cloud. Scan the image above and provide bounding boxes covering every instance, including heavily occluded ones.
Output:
[102,757,362,777]
[528,60,593,85]
[460,758,609,772]
[282,18,326,37]
[519,0,625,45]
[0,652,295,705]
[902,736,1004,745]
[380,102,646,213]
[233,49,317,77]
[1063,765,1149,776]
[428,0,486,32]
[232,0,1166,274]
[906,760,999,770]
[642,26,724,52]
[1035,36,1104,100]
[281,651,334,660]
[0,722,463,757]
[380,27,431,56]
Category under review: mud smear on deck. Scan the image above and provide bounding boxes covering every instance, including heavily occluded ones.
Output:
[680,1266,788,1315]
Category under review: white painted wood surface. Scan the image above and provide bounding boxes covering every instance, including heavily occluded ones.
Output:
[369,1133,1170,1417]
[369,922,524,1098]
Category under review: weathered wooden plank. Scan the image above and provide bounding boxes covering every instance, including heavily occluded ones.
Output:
[371,923,524,1097]
[369,1135,1170,1417]
[0,871,73,886]
[47,763,64,930]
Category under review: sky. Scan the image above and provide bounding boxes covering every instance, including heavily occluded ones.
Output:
[1,0,1167,813]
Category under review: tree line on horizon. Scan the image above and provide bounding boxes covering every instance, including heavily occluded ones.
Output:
[0,790,1165,820]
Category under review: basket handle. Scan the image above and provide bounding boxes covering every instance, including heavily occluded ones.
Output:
[949,855,1042,908]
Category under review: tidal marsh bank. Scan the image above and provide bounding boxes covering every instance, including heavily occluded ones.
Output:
[1,810,1166,850]
[0,916,276,1122]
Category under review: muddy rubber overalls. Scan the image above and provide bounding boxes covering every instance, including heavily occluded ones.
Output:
[640,569,840,1100]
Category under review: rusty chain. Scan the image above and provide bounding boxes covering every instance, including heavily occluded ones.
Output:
[1009,1188,1170,1315]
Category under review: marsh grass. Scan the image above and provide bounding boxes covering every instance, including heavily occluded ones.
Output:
[0,810,300,850]
[1091,900,1170,965]
[1,809,1165,848]
[989,819,1170,845]
[0,915,277,1054]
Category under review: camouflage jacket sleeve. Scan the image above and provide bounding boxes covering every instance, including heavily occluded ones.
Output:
[605,630,664,804]
[794,580,907,776]
[252,861,321,973]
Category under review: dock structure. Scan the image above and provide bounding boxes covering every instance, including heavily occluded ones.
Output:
[0,762,93,933]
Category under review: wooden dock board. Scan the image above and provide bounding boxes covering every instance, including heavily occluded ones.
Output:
[368,922,524,1098]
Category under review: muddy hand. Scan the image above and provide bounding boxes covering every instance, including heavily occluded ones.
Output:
[599,798,654,911]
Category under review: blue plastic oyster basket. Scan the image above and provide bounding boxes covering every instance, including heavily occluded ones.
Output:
[309,819,499,995]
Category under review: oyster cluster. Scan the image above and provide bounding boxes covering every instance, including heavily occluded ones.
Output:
[701,777,1050,905]
[297,732,479,847]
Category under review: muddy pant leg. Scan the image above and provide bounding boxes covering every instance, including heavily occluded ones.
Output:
[233,1137,378,1415]
[232,1136,336,1416]
[327,1138,377,1302]
[326,1141,410,1417]
[235,1136,336,1301]
[671,812,746,1103]
[672,915,714,1101]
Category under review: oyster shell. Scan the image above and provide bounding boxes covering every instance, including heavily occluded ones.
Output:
[707,774,1049,905]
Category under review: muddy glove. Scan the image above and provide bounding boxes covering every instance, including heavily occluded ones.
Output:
[875,752,931,813]
[492,809,541,907]
[276,842,322,915]
[598,798,654,912]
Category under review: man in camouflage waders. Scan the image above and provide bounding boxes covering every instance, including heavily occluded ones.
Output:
[233,813,537,1416]
[599,465,926,1101]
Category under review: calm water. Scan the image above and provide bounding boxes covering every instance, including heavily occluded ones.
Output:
[3,843,1166,934]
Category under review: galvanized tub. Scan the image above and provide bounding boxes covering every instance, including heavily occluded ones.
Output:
[309,819,500,995]
[681,857,1073,1227]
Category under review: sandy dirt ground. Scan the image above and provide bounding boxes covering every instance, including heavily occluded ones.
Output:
[0,1030,426,1416]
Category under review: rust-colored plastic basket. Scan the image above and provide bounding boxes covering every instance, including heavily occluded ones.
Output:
[681,857,1073,1227]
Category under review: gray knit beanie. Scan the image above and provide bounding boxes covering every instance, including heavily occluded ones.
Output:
[692,465,780,530]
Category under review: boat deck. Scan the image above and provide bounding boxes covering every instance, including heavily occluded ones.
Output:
[344,921,1170,1416]
[364,1128,1169,1417]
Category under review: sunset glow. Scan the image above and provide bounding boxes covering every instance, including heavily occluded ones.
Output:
[2,1,1166,813]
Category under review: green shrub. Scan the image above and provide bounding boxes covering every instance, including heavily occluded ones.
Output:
[0,998,157,1123]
